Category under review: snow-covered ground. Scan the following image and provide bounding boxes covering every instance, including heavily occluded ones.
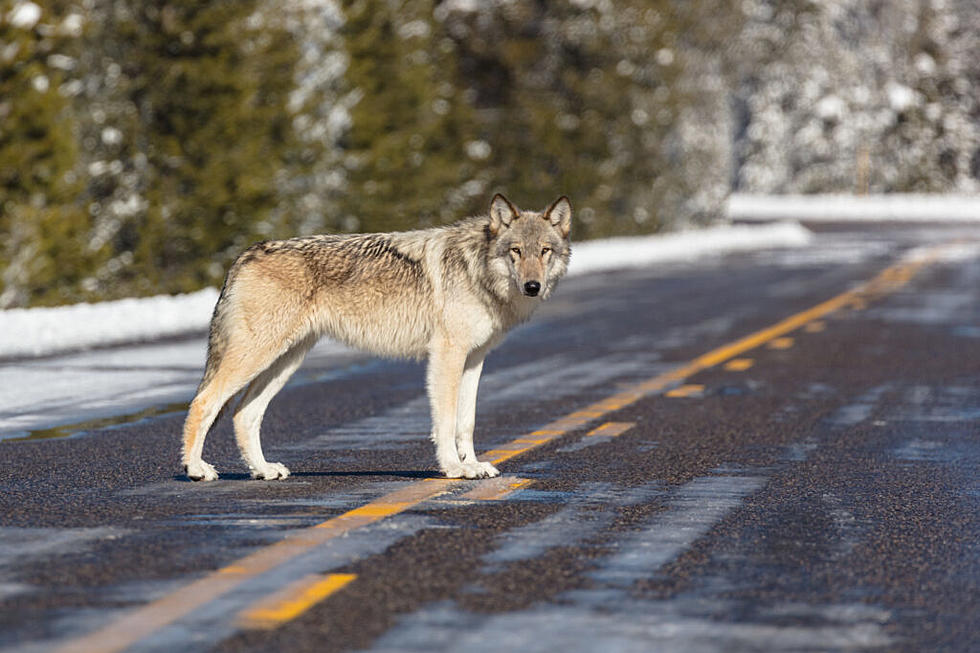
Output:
[0,221,810,360]
[0,338,360,437]
[728,193,980,222]
[0,289,222,361]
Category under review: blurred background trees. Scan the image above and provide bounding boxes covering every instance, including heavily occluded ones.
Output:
[1,0,978,307]
[1,0,92,306]
[731,0,980,194]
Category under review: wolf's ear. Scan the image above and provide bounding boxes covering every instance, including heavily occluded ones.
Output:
[489,193,519,235]
[544,196,572,238]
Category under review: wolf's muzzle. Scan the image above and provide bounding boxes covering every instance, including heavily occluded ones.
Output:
[523,281,541,296]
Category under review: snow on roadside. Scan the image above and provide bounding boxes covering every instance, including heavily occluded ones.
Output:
[728,193,980,222]
[568,221,810,276]
[0,222,811,359]
[0,289,220,360]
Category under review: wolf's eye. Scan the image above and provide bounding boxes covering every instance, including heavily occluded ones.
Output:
[510,246,521,256]
[541,246,551,256]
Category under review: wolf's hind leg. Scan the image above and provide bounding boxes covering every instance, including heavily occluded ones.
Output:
[182,328,304,480]
[182,377,249,481]
[233,335,315,480]
[455,351,498,479]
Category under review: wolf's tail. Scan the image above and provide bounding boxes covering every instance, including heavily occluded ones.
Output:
[199,273,235,393]
[201,238,259,391]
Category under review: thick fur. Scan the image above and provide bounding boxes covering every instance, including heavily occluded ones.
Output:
[181,195,572,481]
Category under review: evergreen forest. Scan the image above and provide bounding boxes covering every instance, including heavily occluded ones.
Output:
[1,0,977,307]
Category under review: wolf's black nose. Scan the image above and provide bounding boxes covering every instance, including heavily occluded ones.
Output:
[524,281,541,296]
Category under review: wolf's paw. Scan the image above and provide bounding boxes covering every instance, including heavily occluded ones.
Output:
[251,462,290,481]
[184,460,219,482]
[470,461,500,479]
[443,460,500,479]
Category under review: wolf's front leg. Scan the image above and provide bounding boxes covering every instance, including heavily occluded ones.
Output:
[427,341,495,479]
[455,351,499,479]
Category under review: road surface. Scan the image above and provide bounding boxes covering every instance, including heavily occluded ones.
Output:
[1,222,978,652]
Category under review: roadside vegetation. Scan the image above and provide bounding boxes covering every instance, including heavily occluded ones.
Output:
[1,0,977,307]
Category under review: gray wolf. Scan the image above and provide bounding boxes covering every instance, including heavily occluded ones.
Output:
[181,194,572,481]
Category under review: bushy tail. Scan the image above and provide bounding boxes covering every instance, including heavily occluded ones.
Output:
[198,257,244,393]
[199,297,229,392]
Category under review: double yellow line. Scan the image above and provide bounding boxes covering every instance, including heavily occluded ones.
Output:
[54,247,941,653]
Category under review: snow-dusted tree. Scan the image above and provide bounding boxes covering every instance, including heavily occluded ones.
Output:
[732,0,979,193]
[272,0,351,236]
[74,0,315,298]
[336,0,486,232]
[438,0,738,237]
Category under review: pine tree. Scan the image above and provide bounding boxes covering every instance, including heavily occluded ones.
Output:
[440,1,727,238]
[95,0,307,295]
[0,1,95,307]
[338,0,482,232]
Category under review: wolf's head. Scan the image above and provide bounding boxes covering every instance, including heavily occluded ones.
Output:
[486,194,571,300]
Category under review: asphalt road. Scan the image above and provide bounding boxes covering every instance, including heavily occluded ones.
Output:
[1,223,978,653]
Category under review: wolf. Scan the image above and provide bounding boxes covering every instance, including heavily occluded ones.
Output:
[181,194,572,481]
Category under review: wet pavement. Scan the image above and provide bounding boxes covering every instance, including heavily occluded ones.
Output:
[0,223,978,652]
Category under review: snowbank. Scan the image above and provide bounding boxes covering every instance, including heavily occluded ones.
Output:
[728,193,980,222]
[568,221,811,276]
[0,289,219,360]
[0,222,811,359]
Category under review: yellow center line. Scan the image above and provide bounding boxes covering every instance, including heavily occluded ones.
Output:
[724,358,754,371]
[238,573,357,630]
[54,246,947,653]
[482,445,534,464]
[459,476,536,501]
[568,410,605,418]
[585,422,635,437]
[344,501,416,518]
[514,436,554,444]
[767,336,795,350]
[665,384,705,398]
